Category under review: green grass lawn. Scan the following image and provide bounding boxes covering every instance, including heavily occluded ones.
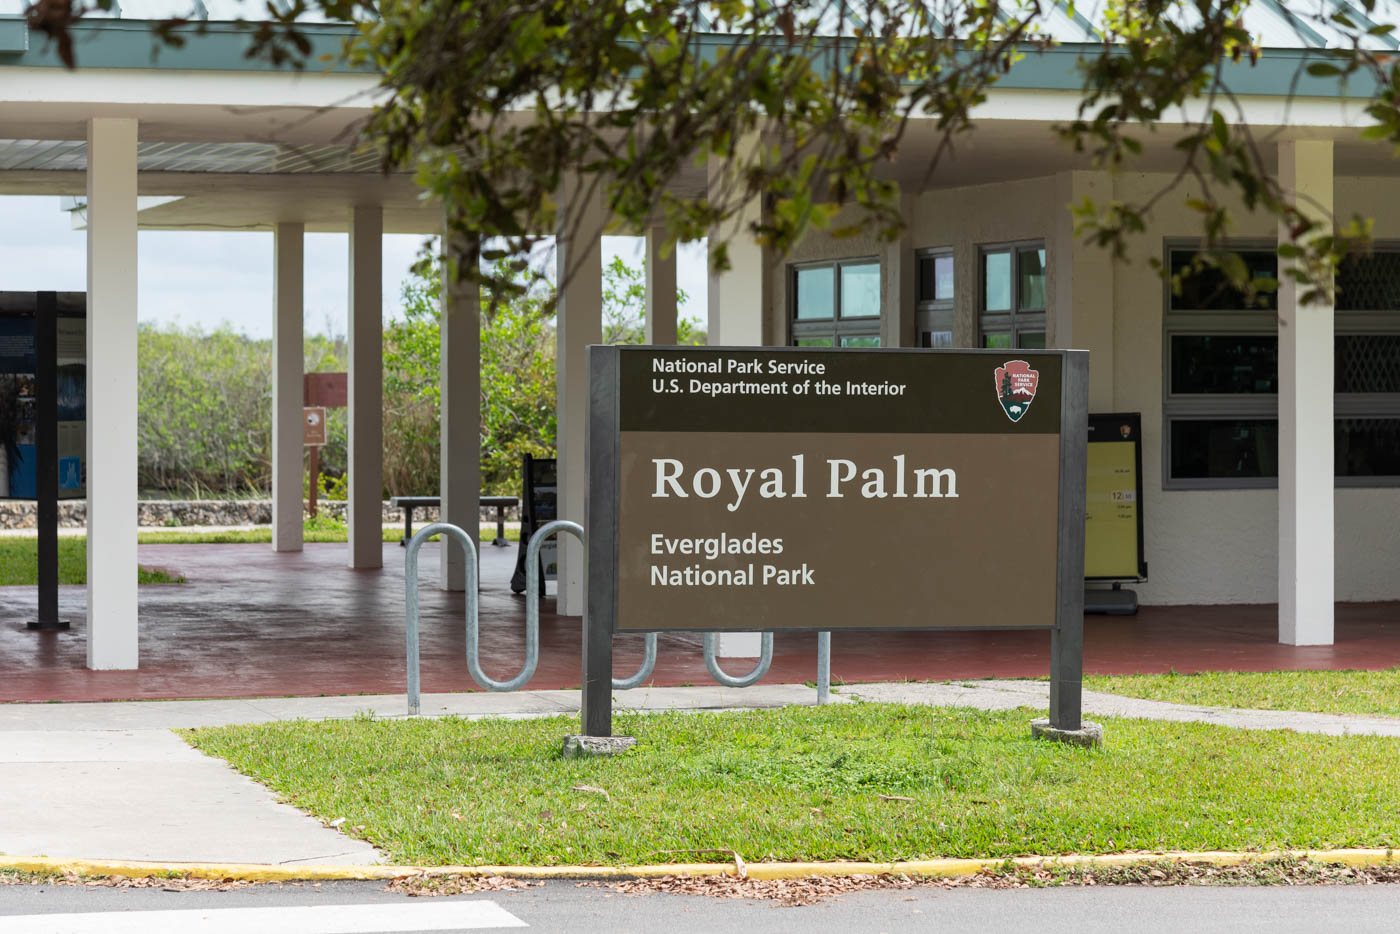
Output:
[0,537,185,586]
[1085,669,1400,719]
[0,519,514,585]
[184,703,1400,867]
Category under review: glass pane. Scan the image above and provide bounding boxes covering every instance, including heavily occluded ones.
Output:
[934,256,954,301]
[1169,249,1278,311]
[983,333,1012,349]
[920,330,953,348]
[1337,418,1400,476]
[983,251,1011,311]
[1017,331,1047,349]
[839,263,880,318]
[1018,247,1047,310]
[795,267,835,320]
[1336,335,1400,393]
[1170,420,1278,479]
[1337,253,1400,311]
[1171,335,1279,394]
[840,335,880,348]
[794,336,834,347]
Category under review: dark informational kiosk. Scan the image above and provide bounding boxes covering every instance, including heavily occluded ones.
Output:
[586,345,1090,739]
[0,292,87,631]
[1084,413,1147,615]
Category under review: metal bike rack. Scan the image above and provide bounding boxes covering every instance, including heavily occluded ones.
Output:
[405,519,659,712]
[404,519,556,713]
[406,520,829,711]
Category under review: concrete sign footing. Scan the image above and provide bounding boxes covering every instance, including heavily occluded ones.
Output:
[562,735,637,758]
[1031,718,1104,748]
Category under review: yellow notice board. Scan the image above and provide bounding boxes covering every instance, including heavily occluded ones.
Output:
[1085,414,1146,580]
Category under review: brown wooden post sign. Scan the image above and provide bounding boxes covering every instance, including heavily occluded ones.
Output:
[585,346,1090,741]
[303,373,347,518]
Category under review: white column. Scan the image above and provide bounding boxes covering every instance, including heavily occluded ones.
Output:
[439,228,480,591]
[555,175,604,616]
[706,143,768,656]
[1278,140,1335,646]
[85,117,139,670]
[706,138,771,346]
[1053,171,1115,409]
[272,222,305,553]
[347,205,384,570]
[881,191,917,349]
[645,226,678,344]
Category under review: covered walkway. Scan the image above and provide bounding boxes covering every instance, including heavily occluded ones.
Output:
[1,543,1398,704]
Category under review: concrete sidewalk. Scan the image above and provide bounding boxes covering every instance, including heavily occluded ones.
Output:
[0,684,821,866]
[3,680,1398,867]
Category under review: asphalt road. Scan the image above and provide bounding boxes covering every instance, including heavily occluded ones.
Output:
[5,880,1400,933]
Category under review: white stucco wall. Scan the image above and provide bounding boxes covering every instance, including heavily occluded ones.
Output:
[773,170,1400,606]
[1114,172,1400,605]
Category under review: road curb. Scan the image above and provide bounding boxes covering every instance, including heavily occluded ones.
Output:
[3,848,1397,883]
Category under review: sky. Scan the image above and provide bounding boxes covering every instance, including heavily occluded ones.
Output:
[0,197,708,339]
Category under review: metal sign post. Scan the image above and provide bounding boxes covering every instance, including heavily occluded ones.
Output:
[584,345,1091,744]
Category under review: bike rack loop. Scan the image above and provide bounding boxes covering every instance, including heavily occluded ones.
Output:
[522,520,658,691]
[702,632,774,688]
[701,631,830,699]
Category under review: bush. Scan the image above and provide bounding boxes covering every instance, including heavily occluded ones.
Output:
[136,256,695,498]
[138,325,346,497]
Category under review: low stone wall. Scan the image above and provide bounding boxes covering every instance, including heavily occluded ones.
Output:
[0,499,521,530]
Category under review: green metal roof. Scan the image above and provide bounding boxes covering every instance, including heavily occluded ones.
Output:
[0,15,1379,99]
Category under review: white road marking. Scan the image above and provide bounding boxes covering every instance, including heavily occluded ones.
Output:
[3,899,529,933]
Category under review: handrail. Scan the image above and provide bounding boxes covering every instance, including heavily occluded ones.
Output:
[702,632,774,688]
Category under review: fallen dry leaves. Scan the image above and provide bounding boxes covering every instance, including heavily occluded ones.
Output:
[584,873,922,906]
[579,859,1400,906]
[0,871,259,891]
[390,874,545,897]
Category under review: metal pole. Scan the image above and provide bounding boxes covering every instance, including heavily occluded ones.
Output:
[584,345,619,737]
[816,631,831,705]
[1049,350,1089,731]
[29,292,66,631]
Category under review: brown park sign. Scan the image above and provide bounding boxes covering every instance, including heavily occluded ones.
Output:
[588,346,1086,634]
[583,345,1089,738]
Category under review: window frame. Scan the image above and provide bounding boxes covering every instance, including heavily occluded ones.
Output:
[1161,238,1400,490]
[916,246,955,347]
[978,240,1047,349]
[789,257,882,347]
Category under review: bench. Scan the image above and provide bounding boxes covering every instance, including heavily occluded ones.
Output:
[389,495,520,547]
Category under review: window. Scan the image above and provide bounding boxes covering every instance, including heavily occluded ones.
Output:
[1162,244,1400,487]
[916,248,954,347]
[979,241,1046,349]
[790,259,881,347]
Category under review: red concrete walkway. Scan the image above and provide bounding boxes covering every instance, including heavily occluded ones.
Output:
[1,542,1398,703]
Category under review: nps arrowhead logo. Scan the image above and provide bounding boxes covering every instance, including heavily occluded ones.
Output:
[994,360,1039,423]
